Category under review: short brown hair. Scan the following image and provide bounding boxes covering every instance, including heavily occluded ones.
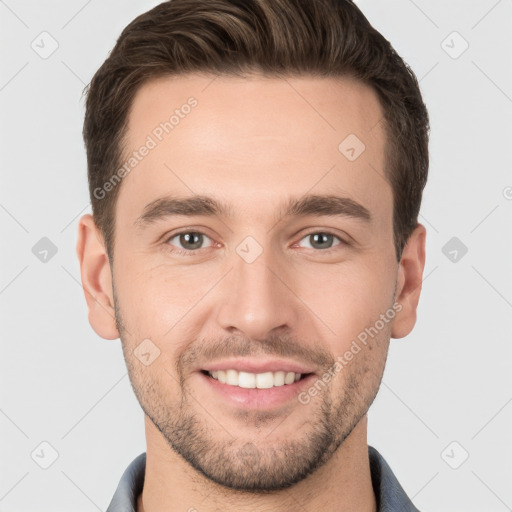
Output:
[83,0,429,263]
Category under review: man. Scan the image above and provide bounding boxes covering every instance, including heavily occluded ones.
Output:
[76,0,428,510]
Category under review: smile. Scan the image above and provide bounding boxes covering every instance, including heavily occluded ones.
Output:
[207,370,303,389]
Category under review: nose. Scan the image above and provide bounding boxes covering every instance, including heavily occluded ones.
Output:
[215,244,299,341]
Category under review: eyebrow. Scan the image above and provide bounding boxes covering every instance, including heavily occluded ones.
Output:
[134,193,372,229]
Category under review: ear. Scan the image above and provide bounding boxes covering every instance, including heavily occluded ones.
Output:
[391,223,426,339]
[76,214,120,340]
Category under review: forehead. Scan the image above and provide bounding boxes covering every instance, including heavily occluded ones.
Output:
[117,73,390,229]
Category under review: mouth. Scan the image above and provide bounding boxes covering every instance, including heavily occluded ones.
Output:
[202,369,312,389]
[197,360,317,410]
[196,357,319,409]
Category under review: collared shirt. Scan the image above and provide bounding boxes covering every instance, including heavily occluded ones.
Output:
[106,445,420,511]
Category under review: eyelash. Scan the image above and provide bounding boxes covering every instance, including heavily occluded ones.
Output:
[163,229,349,256]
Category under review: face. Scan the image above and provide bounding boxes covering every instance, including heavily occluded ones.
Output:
[105,74,402,490]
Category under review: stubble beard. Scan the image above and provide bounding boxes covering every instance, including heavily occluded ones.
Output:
[113,283,389,492]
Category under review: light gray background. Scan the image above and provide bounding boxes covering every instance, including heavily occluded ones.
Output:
[1,0,511,511]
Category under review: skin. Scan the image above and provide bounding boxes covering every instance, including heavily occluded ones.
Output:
[76,73,426,512]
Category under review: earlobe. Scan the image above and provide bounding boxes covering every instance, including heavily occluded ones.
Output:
[391,223,427,339]
[76,214,120,340]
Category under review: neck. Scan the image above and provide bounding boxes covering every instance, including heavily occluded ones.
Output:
[137,414,377,512]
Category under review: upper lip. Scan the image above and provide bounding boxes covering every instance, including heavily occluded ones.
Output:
[200,358,315,375]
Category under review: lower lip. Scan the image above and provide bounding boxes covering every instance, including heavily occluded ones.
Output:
[199,372,316,409]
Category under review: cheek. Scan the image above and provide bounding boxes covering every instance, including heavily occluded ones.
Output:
[297,261,394,340]
[115,261,206,335]
[115,262,210,381]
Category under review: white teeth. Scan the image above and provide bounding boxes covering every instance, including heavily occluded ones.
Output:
[256,372,274,389]
[284,372,295,385]
[238,371,256,389]
[274,371,285,386]
[226,369,238,386]
[208,369,303,388]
